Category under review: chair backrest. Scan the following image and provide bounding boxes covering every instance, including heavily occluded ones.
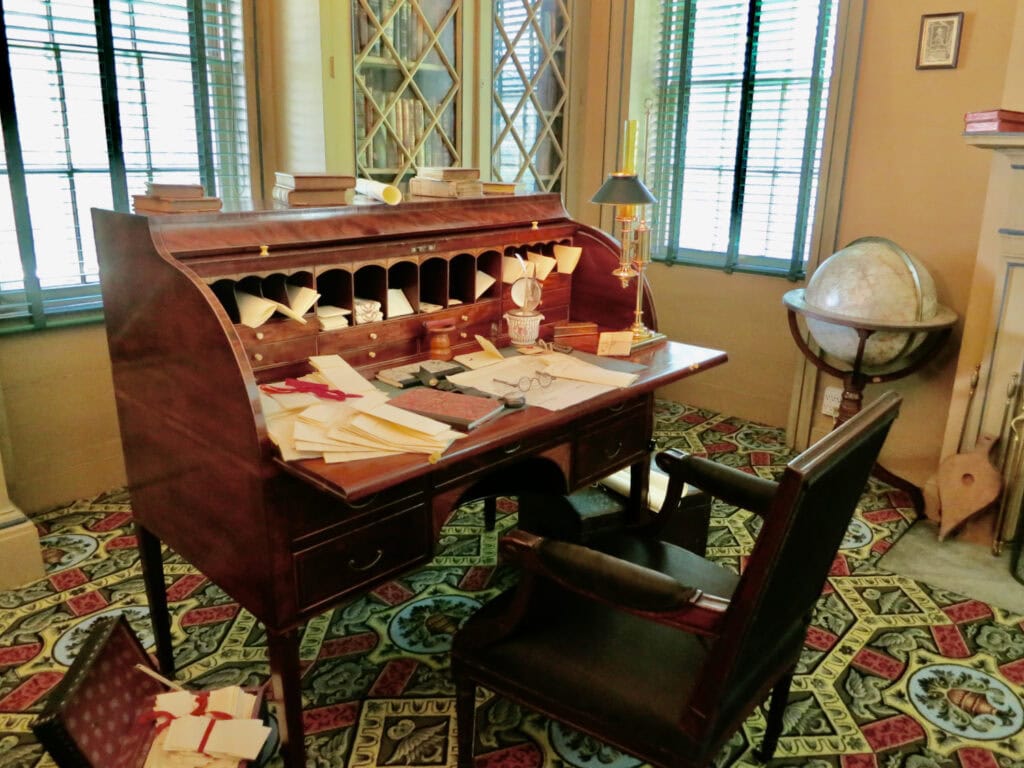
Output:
[690,391,901,737]
[32,615,164,768]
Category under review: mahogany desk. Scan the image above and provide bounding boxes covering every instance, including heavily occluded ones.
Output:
[91,197,727,767]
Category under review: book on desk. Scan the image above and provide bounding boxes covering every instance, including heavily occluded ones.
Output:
[387,386,505,430]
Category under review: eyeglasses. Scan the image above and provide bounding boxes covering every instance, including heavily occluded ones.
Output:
[493,370,554,392]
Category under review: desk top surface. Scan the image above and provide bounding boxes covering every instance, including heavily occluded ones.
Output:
[275,340,727,501]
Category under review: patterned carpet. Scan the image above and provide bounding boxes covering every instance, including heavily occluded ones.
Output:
[3,400,1024,768]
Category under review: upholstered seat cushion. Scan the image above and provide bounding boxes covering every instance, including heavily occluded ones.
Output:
[457,539,741,755]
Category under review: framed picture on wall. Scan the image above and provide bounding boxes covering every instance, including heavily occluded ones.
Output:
[916,12,964,69]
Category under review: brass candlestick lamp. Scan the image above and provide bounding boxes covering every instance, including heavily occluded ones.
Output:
[591,112,666,349]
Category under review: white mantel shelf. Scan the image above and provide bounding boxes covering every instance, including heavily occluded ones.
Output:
[964,132,1024,152]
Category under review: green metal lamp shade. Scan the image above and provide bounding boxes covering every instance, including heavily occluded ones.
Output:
[591,172,657,205]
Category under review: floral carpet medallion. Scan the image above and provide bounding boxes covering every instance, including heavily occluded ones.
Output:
[1,401,1023,768]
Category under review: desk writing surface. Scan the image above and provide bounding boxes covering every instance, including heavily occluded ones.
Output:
[275,340,727,502]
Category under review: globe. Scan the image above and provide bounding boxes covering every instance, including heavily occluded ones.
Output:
[802,237,941,368]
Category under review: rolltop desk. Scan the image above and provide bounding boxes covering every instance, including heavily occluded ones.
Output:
[91,193,728,766]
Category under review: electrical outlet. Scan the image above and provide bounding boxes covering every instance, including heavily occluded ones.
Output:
[821,386,843,418]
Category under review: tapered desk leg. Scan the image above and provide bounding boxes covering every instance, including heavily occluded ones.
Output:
[136,523,175,675]
[267,628,306,768]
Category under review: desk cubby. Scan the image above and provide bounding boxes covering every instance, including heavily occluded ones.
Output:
[201,241,544,378]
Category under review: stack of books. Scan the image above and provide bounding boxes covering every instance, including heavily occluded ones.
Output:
[964,109,1024,133]
[409,167,483,198]
[273,172,356,206]
[132,182,222,214]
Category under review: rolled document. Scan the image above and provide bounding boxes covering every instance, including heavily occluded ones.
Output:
[355,178,402,205]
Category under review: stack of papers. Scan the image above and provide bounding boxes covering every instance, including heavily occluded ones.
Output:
[144,686,270,767]
[447,350,638,411]
[261,355,466,463]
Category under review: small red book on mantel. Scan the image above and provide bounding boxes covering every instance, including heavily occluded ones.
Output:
[965,109,1024,133]
[388,387,505,430]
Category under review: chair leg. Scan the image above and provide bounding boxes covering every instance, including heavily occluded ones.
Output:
[484,496,497,531]
[755,670,794,762]
[455,674,477,768]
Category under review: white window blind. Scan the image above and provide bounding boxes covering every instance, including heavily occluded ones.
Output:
[649,0,837,279]
[0,0,250,331]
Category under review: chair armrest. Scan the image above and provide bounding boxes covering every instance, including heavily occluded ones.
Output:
[500,530,729,636]
[656,448,778,517]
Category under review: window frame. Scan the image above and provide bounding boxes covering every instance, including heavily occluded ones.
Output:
[648,0,843,281]
[0,0,251,334]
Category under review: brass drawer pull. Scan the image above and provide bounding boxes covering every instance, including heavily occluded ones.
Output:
[504,441,522,455]
[349,494,379,509]
[369,331,379,340]
[348,549,383,571]
[609,403,626,413]
[605,441,623,459]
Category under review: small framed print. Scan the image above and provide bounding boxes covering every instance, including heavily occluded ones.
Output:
[916,12,964,69]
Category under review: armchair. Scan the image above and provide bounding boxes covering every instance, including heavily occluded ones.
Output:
[452,391,901,767]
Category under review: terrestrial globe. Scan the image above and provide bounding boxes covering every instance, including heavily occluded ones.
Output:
[800,237,946,369]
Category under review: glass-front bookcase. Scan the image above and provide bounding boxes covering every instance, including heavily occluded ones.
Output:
[352,0,462,183]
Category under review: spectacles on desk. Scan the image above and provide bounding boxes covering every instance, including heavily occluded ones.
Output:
[494,370,554,392]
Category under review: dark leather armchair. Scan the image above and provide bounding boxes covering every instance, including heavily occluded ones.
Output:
[452,391,901,768]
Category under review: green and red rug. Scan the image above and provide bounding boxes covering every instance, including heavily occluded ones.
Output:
[2,401,1023,767]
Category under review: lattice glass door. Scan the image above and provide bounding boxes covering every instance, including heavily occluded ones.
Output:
[353,0,462,182]
[492,0,571,192]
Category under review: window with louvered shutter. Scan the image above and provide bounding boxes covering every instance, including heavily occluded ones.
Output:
[0,0,250,331]
[649,0,838,279]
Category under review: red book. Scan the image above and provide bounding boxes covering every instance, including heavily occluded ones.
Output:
[388,387,505,430]
[964,119,1024,133]
[964,109,1024,123]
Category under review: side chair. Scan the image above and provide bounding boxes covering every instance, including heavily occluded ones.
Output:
[452,391,902,768]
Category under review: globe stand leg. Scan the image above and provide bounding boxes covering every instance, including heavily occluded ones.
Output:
[788,315,946,516]
[836,374,925,513]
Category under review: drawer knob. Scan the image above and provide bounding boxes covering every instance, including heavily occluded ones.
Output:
[460,332,468,339]
[461,314,469,322]
[368,351,377,359]
[369,332,379,340]
[253,352,264,362]
[349,549,383,572]
[255,331,264,341]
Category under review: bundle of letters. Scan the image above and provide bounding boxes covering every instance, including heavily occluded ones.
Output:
[260,355,465,463]
[353,297,384,324]
[143,686,270,767]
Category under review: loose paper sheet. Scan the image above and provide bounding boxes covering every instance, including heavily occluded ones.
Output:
[448,355,617,410]
[597,331,634,356]
[453,335,505,369]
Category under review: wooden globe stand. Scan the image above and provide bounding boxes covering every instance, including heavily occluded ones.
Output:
[784,290,957,513]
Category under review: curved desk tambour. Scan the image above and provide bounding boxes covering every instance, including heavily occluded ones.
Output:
[92,194,728,768]
[784,288,957,510]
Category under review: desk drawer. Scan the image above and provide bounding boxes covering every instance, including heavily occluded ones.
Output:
[573,398,651,486]
[295,505,432,610]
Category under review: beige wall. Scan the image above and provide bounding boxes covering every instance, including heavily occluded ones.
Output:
[649,1,1019,501]
[826,0,1017,495]
[0,3,1021,513]
[0,325,124,512]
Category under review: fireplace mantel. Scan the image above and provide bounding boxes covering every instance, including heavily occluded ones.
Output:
[941,132,1024,548]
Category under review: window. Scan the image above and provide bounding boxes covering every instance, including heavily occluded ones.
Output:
[649,0,839,279]
[0,0,250,332]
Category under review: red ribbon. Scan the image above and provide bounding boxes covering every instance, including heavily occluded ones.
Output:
[190,692,234,755]
[138,709,177,733]
[260,378,363,401]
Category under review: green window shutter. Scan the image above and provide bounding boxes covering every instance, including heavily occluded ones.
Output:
[0,0,250,332]
[651,0,836,280]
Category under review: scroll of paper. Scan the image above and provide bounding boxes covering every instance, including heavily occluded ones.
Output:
[355,178,402,205]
